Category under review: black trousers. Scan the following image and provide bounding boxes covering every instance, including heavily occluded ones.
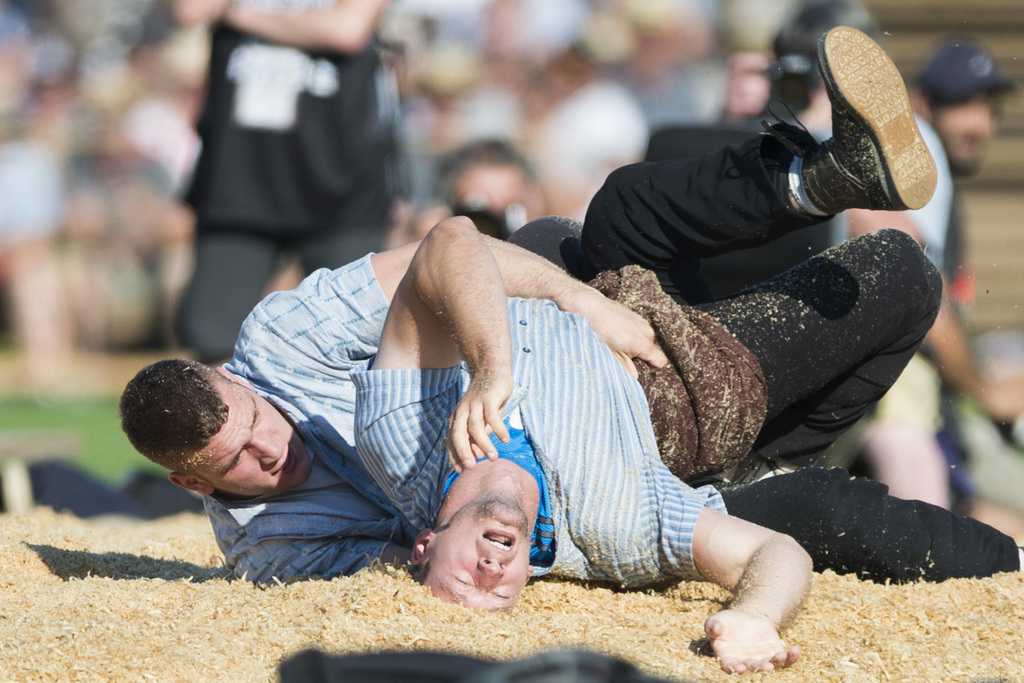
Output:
[578,132,1020,581]
[584,133,942,461]
[717,467,1019,582]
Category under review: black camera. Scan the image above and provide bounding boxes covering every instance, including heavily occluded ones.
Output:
[768,53,817,114]
[451,197,527,240]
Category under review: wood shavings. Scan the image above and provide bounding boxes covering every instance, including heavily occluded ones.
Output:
[1,508,1022,682]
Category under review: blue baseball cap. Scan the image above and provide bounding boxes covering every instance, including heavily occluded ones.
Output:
[919,39,1016,105]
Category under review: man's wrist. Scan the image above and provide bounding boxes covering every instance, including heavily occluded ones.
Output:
[550,280,601,316]
[730,603,784,630]
[464,358,514,389]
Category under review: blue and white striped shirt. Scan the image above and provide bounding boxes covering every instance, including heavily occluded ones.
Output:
[353,296,726,586]
[209,255,419,584]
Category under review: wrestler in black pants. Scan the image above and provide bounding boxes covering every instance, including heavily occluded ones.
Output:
[583,131,938,459]
[579,131,1021,581]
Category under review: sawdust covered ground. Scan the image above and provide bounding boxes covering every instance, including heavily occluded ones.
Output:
[2,508,1022,682]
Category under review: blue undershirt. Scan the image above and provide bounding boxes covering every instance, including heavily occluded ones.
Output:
[441,419,555,568]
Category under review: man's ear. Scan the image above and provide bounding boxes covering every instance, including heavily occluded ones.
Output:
[410,529,436,564]
[215,366,254,389]
[168,472,216,496]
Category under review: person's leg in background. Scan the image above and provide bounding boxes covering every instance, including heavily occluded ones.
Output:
[176,229,284,364]
[859,354,952,508]
[295,225,386,275]
[177,218,387,365]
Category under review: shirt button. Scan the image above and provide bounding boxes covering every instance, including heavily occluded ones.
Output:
[522,347,532,353]
[519,320,528,325]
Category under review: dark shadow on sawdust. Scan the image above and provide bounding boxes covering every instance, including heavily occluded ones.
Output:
[689,636,714,659]
[25,542,228,582]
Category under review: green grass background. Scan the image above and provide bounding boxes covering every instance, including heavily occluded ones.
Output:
[0,398,159,483]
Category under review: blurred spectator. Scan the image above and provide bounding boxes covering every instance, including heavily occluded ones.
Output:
[391,1,657,223]
[62,66,193,352]
[524,24,649,220]
[645,0,879,299]
[847,37,1024,537]
[120,26,204,196]
[0,119,72,389]
[397,39,508,190]
[0,0,31,114]
[957,330,1024,526]
[117,27,204,344]
[387,137,546,248]
[613,0,720,128]
[720,50,773,124]
[0,1,207,382]
[0,5,74,390]
[389,0,590,201]
[718,0,798,60]
[172,0,405,364]
[715,0,798,122]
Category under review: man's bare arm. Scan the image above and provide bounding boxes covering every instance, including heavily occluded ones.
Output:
[692,507,811,674]
[373,217,514,467]
[371,232,669,373]
[483,238,669,373]
[171,0,388,53]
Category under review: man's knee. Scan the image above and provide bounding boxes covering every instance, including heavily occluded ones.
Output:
[868,228,942,315]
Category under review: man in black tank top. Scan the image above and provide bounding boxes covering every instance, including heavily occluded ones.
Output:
[172,0,404,363]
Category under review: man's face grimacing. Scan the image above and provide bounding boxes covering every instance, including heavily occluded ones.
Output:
[411,497,535,611]
[168,369,313,499]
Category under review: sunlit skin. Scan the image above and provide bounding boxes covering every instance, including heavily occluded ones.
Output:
[168,369,313,499]
[413,497,534,611]
[410,460,539,611]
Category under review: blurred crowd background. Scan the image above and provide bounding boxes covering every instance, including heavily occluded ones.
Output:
[0,0,1021,394]
[3,0,1024,532]
[0,0,816,389]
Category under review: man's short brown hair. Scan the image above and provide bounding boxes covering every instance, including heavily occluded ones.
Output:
[119,359,230,474]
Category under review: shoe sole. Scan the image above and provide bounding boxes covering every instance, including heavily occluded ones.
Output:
[818,26,937,211]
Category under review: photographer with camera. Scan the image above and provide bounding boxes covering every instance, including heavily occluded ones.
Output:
[386,138,546,248]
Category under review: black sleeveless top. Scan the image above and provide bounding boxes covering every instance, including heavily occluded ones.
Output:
[185,24,401,236]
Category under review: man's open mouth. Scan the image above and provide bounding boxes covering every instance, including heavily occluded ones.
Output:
[483,530,515,552]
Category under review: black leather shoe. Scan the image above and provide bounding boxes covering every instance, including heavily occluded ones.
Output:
[802,26,937,213]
